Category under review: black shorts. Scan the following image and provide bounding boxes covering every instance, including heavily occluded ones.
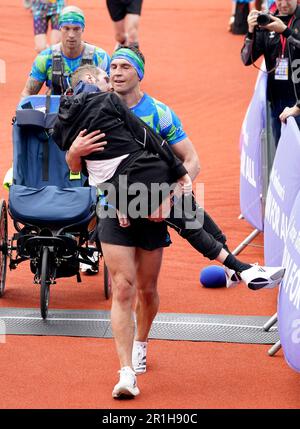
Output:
[106,0,143,22]
[33,14,60,35]
[96,150,173,250]
[97,211,171,250]
[103,150,176,217]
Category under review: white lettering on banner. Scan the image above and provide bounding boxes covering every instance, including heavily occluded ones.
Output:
[240,148,257,188]
[288,217,297,244]
[265,191,280,235]
[241,123,249,147]
[270,168,286,201]
[282,248,300,310]
[295,232,300,257]
[265,190,288,241]
[280,214,288,242]
[291,319,300,344]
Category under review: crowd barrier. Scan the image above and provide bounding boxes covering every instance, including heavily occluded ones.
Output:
[240,74,300,372]
[264,117,300,372]
[279,188,300,372]
[239,69,267,233]
[264,117,300,267]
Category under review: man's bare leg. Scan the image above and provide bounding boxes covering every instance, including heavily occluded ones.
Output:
[34,34,47,52]
[134,247,163,342]
[125,14,140,47]
[112,19,127,48]
[131,247,163,375]
[50,28,61,45]
[101,243,136,368]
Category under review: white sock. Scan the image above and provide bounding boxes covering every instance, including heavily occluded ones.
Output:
[134,340,148,349]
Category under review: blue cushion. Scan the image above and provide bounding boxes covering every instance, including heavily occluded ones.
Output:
[9,185,97,226]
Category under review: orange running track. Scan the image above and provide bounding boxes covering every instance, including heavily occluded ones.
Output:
[0,0,300,410]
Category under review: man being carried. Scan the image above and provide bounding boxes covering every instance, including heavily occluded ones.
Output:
[62,62,286,399]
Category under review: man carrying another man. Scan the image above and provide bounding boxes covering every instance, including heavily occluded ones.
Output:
[64,49,286,399]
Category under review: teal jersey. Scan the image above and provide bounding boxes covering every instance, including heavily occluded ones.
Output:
[130,93,187,145]
[31,0,65,17]
[30,45,111,89]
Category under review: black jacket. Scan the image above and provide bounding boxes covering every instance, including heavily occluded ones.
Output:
[241,6,300,106]
[53,91,187,180]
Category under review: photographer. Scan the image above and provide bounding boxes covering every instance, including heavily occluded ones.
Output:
[241,0,300,147]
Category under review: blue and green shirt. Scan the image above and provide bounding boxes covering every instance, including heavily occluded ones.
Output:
[30,45,111,89]
[130,93,187,145]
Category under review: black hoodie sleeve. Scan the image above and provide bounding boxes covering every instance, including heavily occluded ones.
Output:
[241,28,266,66]
[110,93,188,180]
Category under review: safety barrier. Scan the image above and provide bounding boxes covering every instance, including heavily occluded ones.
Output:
[239,69,267,233]
[263,118,300,368]
[278,187,300,373]
[240,73,300,372]
[264,117,300,266]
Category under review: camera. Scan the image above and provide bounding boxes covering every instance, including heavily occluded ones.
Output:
[257,12,272,26]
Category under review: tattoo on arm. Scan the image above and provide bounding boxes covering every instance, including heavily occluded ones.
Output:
[21,77,44,97]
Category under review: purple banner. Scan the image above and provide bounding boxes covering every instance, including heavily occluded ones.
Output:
[264,118,300,266]
[278,189,300,373]
[239,71,267,231]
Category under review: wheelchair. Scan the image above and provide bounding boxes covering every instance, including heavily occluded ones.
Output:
[0,95,111,319]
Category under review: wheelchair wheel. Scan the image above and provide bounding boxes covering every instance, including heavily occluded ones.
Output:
[0,200,8,297]
[103,262,111,300]
[40,246,51,319]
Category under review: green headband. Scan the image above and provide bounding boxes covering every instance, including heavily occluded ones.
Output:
[59,11,85,29]
[111,48,145,80]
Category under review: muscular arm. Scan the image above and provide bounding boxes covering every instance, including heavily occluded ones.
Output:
[170,137,200,181]
[65,130,107,173]
[66,146,83,173]
[112,93,188,179]
[21,77,44,98]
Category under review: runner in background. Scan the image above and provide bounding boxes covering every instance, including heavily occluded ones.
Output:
[106,0,143,49]
[30,0,66,52]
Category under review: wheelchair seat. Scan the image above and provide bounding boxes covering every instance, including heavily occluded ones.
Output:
[9,95,96,228]
[9,185,97,227]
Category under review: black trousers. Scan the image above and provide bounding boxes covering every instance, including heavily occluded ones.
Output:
[270,97,300,148]
[165,194,226,260]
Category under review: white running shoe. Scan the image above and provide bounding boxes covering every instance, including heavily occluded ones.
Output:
[112,366,140,399]
[224,267,241,288]
[240,265,286,290]
[132,340,148,374]
[80,251,99,274]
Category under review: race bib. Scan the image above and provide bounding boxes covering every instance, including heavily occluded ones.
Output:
[274,57,289,81]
